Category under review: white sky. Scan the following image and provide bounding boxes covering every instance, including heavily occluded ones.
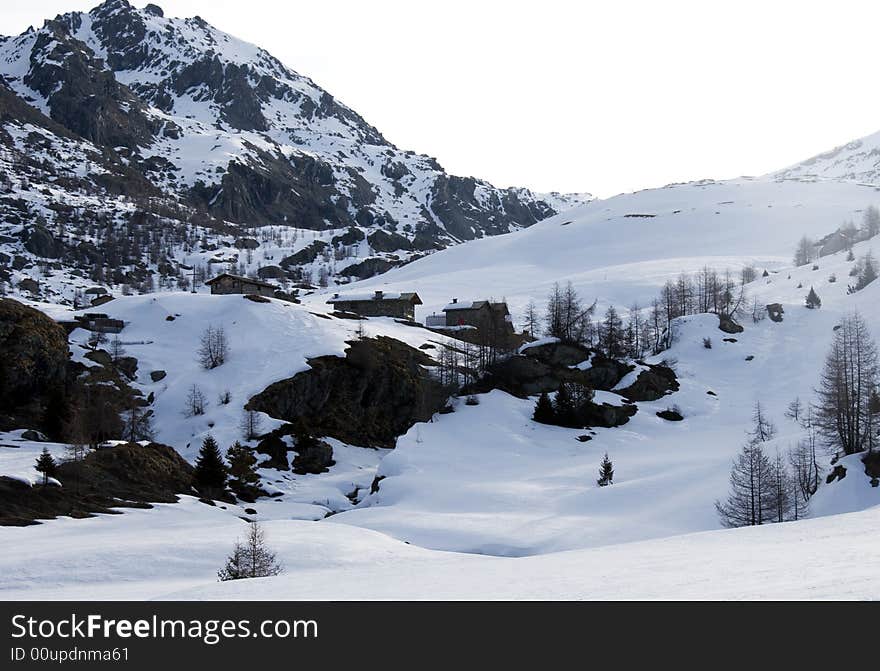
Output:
[3,0,880,198]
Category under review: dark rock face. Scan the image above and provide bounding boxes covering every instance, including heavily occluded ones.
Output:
[22,225,63,258]
[292,437,334,475]
[0,299,69,430]
[257,265,287,279]
[331,227,365,247]
[367,230,412,252]
[280,240,328,267]
[255,434,290,470]
[0,442,193,526]
[479,342,634,398]
[430,175,556,241]
[247,336,448,448]
[338,257,396,279]
[656,409,684,422]
[617,365,679,402]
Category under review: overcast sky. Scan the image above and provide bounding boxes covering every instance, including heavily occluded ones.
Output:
[3,1,880,198]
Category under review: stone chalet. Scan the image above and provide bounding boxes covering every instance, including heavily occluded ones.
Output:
[326,290,422,320]
[59,312,125,335]
[205,273,277,297]
[433,298,514,334]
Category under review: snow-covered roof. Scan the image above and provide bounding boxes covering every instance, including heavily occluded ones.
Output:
[327,291,422,304]
[204,273,277,289]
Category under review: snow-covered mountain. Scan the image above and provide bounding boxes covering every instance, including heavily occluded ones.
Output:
[0,0,588,302]
[774,128,880,184]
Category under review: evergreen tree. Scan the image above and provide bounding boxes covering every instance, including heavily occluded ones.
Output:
[194,435,228,491]
[599,305,625,358]
[533,392,556,424]
[553,384,577,428]
[217,522,283,581]
[35,448,57,486]
[805,287,821,309]
[597,453,614,486]
[227,442,260,489]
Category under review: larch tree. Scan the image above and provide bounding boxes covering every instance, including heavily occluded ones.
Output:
[814,311,880,455]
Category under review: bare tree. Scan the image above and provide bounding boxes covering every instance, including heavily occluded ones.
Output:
[794,235,815,267]
[748,401,777,443]
[862,205,880,239]
[522,300,540,338]
[784,397,803,423]
[109,335,126,362]
[240,408,263,442]
[185,384,206,417]
[716,441,775,527]
[814,311,880,455]
[198,324,230,370]
[122,405,155,443]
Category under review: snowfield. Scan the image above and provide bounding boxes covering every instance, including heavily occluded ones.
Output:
[4,171,880,599]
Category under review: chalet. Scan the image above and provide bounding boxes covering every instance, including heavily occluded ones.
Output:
[66,312,125,334]
[326,290,422,320]
[439,298,514,334]
[205,273,277,297]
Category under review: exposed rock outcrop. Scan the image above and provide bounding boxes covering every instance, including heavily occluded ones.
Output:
[0,299,69,431]
[0,442,193,526]
[247,336,448,448]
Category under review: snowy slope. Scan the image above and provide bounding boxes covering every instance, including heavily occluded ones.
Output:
[1,494,879,600]
[775,129,880,184]
[331,177,880,319]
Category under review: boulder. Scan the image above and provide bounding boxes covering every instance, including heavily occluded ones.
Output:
[247,336,448,448]
[617,365,679,402]
[292,437,334,475]
[766,303,785,323]
[149,370,166,382]
[22,225,63,258]
[718,314,744,334]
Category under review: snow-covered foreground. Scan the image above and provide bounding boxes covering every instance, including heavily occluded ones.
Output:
[1,495,878,600]
[5,175,880,599]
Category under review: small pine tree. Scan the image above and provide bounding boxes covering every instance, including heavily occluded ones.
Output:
[533,392,556,424]
[553,384,577,427]
[217,522,283,581]
[597,453,614,486]
[227,441,260,489]
[805,286,821,309]
[35,448,57,486]
[194,435,228,491]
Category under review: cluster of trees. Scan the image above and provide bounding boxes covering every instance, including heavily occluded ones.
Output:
[193,435,261,496]
[533,383,596,428]
[793,204,880,268]
[846,250,877,294]
[715,402,814,527]
[532,269,748,360]
[717,311,880,527]
[197,325,229,370]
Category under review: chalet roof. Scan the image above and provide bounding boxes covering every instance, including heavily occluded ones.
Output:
[326,291,422,305]
[443,300,508,312]
[204,273,277,289]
